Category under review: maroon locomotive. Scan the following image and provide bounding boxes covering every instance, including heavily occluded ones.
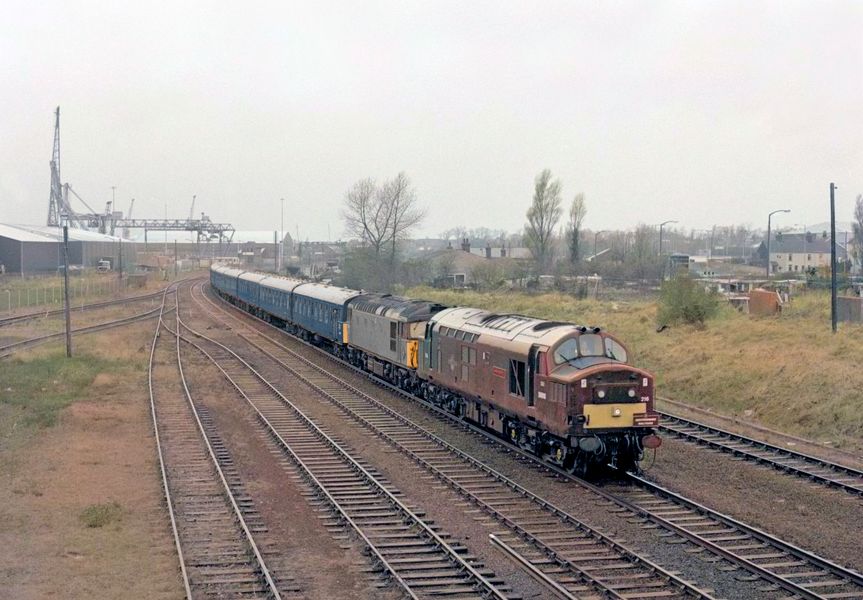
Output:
[418,307,661,474]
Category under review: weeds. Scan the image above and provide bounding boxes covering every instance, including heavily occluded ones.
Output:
[80,502,123,528]
[0,352,130,449]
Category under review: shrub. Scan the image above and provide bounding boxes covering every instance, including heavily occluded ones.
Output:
[657,273,720,327]
[80,502,123,528]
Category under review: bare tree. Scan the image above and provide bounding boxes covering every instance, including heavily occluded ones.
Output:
[342,177,392,257]
[566,193,587,266]
[381,172,425,261]
[342,172,425,260]
[524,169,563,273]
[626,223,661,279]
[440,226,468,243]
[853,194,863,269]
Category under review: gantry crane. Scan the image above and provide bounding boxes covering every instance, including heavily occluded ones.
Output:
[45,107,234,243]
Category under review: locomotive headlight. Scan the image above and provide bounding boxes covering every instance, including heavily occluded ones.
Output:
[612,408,622,417]
[627,389,636,398]
[597,389,606,399]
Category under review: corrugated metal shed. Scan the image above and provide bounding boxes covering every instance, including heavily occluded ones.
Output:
[0,224,136,274]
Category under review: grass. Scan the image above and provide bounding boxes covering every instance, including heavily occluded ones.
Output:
[0,350,138,450]
[408,286,863,450]
[80,501,123,528]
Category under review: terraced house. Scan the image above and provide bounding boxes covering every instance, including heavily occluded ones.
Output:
[760,232,851,275]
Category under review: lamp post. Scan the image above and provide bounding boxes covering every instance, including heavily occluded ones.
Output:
[658,220,678,257]
[593,231,605,263]
[766,209,791,278]
[280,197,285,273]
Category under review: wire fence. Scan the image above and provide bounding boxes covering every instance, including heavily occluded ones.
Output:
[0,278,134,313]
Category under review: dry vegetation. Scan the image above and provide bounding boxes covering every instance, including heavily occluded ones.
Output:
[408,287,863,452]
[0,327,180,599]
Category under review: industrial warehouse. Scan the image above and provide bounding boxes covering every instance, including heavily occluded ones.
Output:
[0,223,135,274]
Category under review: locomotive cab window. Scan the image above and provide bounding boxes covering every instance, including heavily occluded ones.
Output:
[578,334,604,357]
[604,338,627,362]
[553,338,579,364]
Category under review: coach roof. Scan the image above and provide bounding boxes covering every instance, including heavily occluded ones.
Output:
[293,281,362,306]
[211,264,245,279]
[259,275,306,294]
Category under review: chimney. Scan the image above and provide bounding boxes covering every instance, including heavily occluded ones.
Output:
[461,238,470,253]
[485,242,491,258]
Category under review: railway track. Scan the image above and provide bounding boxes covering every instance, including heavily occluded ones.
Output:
[0,288,165,327]
[176,288,517,600]
[0,304,164,358]
[148,287,286,599]
[190,282,713,600]
[657,413,863,497]
[200,282,863,600]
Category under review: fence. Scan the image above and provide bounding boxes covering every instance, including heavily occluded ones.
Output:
[0,278,135,313]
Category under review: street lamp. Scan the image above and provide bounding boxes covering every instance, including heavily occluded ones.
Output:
[766,209,791,278]
[593,231,606,262]
[658,220,678,256]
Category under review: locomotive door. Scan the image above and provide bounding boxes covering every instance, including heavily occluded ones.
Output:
[526,344,538,407]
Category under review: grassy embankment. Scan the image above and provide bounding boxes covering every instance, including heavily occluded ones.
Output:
[0,348,144,452]
[408,287,863,451]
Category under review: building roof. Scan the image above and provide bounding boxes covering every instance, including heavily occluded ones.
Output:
[769,233,848,256]
[0,223,127,243]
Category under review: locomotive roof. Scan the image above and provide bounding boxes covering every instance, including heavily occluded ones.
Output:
[349,293,448,322]
[431,306,582,344]
[293,281,363,305]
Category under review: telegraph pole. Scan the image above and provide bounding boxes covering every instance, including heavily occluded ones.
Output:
[62,226,72,357]
[830,183,838,333]
[174,240,178,277]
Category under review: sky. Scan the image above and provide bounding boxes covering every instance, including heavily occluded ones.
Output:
[0,1,861,241]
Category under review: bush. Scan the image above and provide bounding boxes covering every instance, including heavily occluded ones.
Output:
[657,274,720,327]
[80,502,123,528]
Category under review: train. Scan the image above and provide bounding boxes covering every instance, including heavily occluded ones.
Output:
[210,264,662,475]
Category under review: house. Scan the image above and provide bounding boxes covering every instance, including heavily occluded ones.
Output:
[756,233,849,275]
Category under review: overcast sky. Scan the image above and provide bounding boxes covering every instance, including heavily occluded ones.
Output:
[1,1,860,240]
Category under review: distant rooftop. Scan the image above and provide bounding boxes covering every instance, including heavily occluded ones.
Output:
[0,223,127,243]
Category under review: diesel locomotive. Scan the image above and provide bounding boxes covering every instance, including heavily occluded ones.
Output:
[210,264,661,474]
